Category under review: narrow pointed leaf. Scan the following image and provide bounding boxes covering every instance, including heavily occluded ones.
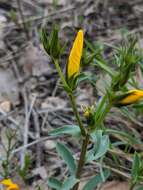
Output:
[136,186,143,190]
[83,170,110,190]
[48,177,62,190]
[131,152,140,180]
[61,176,78,190]
[86,130,109,162]
[56,142,77,175]
[49,125,80,137]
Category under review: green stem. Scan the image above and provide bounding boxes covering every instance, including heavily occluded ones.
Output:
[54,58,88,190]
[129,183,135,190]
[69,94,86,137]
[72,133,90,190]
[54,59,86,137]
[54,59,68,87]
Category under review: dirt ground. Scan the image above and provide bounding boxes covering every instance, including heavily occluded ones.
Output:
[0,0,143,189]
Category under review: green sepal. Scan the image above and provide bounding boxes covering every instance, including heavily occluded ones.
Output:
[66,72,96,90]
[66,73,78,90]
[62,84,72,93]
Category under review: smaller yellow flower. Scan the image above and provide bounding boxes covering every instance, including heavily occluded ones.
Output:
[114,89,143,106]
[82,105,95,118]
[0,179,20,190]
[67,30,84,80]
[82,106,91,118]
[83,109,90,118]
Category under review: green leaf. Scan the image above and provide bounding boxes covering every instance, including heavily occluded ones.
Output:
[40,28,50,54]
[131,152,140,181]
[95,59,114,76]
[82,50,96,66]
[49,125,80,137]
[61,176,78,190]
[106,129,141,145]
[83,170,110,190]
[75,72,96,86]
[50,26,61,58]
[48,177,62,190]
[86,130,109,162]
[62,84,72,93]
[56,142,77,175]
[18,154,31,180]
[85,39,95,52]
[135,186,143,190]
[94,95,108,126]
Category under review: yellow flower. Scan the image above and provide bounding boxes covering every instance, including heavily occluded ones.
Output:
[114,89,143,106]
[82,105,95,119]
[67,30,84,80]
[83,109,90,118]
[0,179,20,190]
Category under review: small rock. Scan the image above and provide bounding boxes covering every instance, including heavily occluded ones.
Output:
[44,140,55,150]
[0,100,11,112]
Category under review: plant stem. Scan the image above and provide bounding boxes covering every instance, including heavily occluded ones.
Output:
[69,93,86,137]
[54,58,88,190]
[129,183,136,190]
[54,59,86,137]
[54,59,68,88]
[72,133,90,190]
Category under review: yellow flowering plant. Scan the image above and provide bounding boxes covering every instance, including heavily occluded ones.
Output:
[0,179,20,190]
[112,89,143,106]
[1,13,143,190]
[41,27,143,190]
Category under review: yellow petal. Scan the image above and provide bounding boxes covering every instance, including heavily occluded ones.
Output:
[7,184,20,190]
[0,179,20,190]
[67,30,84,80]
[120,89,143,105]
[0,179,13,186]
